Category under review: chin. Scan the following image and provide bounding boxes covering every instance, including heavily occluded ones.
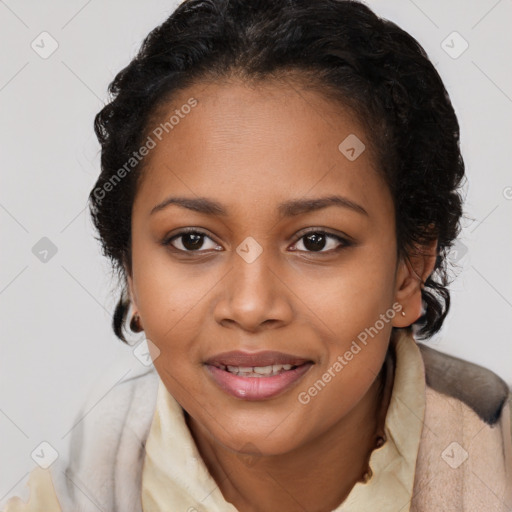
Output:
[211,414,309,456]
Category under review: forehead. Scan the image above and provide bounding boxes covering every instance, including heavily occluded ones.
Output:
[134,79,392,220]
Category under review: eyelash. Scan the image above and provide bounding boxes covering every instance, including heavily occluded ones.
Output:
[162,227,352,255]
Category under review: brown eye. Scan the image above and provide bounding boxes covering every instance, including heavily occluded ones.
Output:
[178,232,206,251]
[292,231,350,253]
[302,232,327,251]
[164,229,220,252]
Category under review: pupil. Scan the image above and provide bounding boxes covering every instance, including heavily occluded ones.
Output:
[304,233,325,251]
[183,233,203,250]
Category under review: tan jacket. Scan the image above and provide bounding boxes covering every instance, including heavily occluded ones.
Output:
[2,330,511,511]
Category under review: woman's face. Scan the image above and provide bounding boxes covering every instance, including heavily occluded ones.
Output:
[127,78,411,455]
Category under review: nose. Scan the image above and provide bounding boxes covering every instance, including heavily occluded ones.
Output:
[213,244,294,332]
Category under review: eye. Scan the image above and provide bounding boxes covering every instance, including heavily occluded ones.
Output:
[163,228,221,253]
[290,230,351,253]
[162,228,352,255]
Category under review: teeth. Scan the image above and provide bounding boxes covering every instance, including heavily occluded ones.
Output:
[224,363,295,377]
[253,365,274,375]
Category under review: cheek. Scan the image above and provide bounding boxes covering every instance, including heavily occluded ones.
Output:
[131,246,215,357]
[133,227,202,299]
[292,246,395,407]
[296,334,388,440]
[295,246,397,341]
[283,283,393,449]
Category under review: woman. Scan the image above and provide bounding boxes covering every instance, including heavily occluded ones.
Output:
[3,0,511,510]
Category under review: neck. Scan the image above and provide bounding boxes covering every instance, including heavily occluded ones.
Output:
[186,347,395,512]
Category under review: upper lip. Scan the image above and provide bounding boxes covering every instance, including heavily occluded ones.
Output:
[205,350,312,368]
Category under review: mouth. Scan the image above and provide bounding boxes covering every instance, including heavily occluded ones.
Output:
[204,351,314,400]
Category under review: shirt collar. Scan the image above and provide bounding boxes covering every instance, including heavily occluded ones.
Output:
[336,328,426,511]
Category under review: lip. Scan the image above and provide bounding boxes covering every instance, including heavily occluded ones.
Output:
[204,350,314,401]
[205,350,312,367]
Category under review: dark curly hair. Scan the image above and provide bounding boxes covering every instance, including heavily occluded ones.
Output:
[88,0,465,344]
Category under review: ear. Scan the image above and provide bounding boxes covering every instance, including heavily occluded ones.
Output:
[125,265,139,313]
[392,239,437,328]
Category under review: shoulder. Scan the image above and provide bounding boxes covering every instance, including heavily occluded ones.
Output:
[1,467,61,512]
[412,342,512,509]
[1,358,160,512]
[59,361,159,511]
[417,341,511,426]
[66,359,159,462]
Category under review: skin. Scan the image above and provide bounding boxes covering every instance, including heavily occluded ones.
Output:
[126,77,436,512]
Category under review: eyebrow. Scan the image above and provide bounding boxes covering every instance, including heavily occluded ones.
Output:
[150,194,368,218]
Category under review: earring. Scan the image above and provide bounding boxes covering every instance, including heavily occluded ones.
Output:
[401,310,406,317]
[130,313,143,332]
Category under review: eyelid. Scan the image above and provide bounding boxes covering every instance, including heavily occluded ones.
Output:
[164,226,214,240]
[291,227,353,243]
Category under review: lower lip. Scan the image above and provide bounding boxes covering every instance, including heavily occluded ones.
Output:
[205,363,313,400]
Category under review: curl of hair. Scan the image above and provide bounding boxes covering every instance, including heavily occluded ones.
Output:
[88,0,465,343]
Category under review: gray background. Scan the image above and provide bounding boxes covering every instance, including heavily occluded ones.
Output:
[1,0,511,503]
